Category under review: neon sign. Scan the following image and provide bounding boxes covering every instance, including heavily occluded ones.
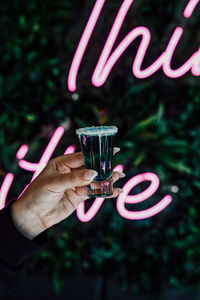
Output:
[0,127,172,221]
[68,0,200,91]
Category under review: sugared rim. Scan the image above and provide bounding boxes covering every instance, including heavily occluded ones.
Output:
[76,126,118,136]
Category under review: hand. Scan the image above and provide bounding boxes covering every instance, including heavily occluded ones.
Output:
[11,148,125,240]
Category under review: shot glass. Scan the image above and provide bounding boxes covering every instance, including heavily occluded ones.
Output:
[76,125,118,197]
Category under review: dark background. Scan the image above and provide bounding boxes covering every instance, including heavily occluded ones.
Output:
[1,0,200,299]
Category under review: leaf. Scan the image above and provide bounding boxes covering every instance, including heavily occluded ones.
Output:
[120,141,135,148]
[75,118,89,128]
[189,207,196,217]
[125,81,153,95]
[162,139,188,147]
[91,105,99,119]
[52,271,62,294]
[19,15,26,28]
[28,51,37,62]
[134,150,146,166]
[126,105,164,137]
[25,114,37,123]
[47,80,55,90]
[161,158,192,174]
[134,115,158,131]
[156,103,164,123]
[49,58,58,65]
[138,132,158,140]
[187,247,200,258]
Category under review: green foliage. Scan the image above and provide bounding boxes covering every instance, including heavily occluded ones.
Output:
[53,271,63,294]
[1,0,200,296]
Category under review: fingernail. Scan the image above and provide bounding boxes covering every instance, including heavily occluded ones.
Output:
[117,188,124,193]
[117,171,126,178]
[114,147,121,154]
[84,170,98,180]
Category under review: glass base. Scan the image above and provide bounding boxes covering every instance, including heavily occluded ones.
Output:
[87,177,113,198]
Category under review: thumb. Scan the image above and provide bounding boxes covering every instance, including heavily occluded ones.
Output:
[47,169,98,192]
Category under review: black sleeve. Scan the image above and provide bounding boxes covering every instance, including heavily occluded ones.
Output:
[0,199,49,299]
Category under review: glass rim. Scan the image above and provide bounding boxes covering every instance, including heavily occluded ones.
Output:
[76,125,118,136]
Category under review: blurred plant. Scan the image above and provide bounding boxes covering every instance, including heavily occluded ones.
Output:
[1,0,200,296]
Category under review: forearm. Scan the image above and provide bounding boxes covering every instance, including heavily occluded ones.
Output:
[11,200,46,240]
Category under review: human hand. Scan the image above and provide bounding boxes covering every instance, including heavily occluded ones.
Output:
[11,148,125,240]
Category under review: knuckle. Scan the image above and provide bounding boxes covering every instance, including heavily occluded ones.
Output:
[56,160,70,174]
[75,186,86,196]
[48,158,56,169]
[49,158,55,165]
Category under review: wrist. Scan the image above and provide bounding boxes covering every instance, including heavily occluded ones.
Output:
[11,200,46,240]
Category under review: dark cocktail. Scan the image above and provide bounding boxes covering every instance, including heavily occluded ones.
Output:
[76,126,118,197]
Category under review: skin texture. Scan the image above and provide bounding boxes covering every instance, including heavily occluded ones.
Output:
[11,148,125,240]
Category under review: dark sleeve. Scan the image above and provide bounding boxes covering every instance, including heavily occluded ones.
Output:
[0,199,49,299]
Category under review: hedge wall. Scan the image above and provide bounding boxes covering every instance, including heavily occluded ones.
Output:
[0,0,200,296]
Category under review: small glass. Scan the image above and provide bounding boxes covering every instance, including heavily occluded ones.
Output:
[76,125,118,197]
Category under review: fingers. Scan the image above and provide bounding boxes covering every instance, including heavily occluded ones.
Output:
[48,169,98,192]
[105,188,123,198]
[52,152,84,173]
[112,170,125,181]
[75,185,122,198]
[47,147,122,191]
[64,188,89,210]
[51,147,120,174]
[75,171,125,196]
[63,170,125,209]
[113,147,120,155]
[65,186,122,211]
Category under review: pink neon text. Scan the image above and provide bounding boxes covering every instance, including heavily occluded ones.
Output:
[68,0,200,91]
[0,127,172,221]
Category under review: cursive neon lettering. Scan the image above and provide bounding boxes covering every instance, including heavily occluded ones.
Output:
[17,127,65,198]
[92,0,133,86]
[68,0,200,91]
[68,0,106,92]
[18,127,65,182]
[16,145,29,160]
[162,28,200,78]
[64,145,76,155]
[184,0,200,17]
[116,173,172,220]
[0,173,14,210]
[0,128,173,221]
